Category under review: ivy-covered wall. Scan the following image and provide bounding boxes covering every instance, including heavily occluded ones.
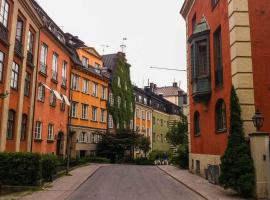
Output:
[108,56,134,132]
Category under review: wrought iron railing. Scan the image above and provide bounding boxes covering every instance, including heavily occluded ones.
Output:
[14,39,23,56]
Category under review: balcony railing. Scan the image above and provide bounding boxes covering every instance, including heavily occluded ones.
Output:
[27,51,33,65]
[40,63,47,75]
[14,39,23,57]
[0,23,8,44]
[52,70,58,82]
[192,77,211,103]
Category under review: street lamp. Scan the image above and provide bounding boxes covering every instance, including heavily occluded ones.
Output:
[252,110,264,131]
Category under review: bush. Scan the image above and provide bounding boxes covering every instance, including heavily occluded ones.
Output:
[41,154,59,181]
[0,153,41,186]
[148,150,164,162]
[86,156,110,163]
[135,158,153,165]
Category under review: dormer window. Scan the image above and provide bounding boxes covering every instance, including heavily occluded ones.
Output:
[189,17,211,103]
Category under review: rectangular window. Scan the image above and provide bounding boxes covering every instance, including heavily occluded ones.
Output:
[214,27,223,87]
[82,56,88,67]
[147,112,151,120]
[7,110,15,139]
[108,114,113,128]
[196,40,208,77]
[62,61,67,87]
[92,107,97,121]
[71,102,78,118]
[27,30,34,63]
[81,104,89,119]
[60,99,65,111]
[21,114,27,140]
[0,0,9,28]
[40,44,48,74]
[82,79,89,94]
[141,111,145,120]
[49,91,56,107]
[15,19,23,43]
[136,109,140,118]
[52,53,58,81]
[35,121,42,140]
[11,62,19,89]
[24,72,31,97]
[48,124,54,140]
[37,84,45,102]
[92,82,98,97]
[0,51,4,82]
[101,109,106,122]
[71,74,79,90]
[109,92,114,105]
[101,86,106,100]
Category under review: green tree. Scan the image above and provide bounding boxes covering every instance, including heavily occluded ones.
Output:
[166,115,188,147]
[219,86,255,197]
[136,136,151,157]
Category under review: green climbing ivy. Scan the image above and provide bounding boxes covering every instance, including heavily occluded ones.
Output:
[108,57,134,132]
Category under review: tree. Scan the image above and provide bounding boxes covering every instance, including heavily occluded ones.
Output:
[166,115,188,147]
[219,86,255,197]
[136,136,151,157]
[166,115,189,168]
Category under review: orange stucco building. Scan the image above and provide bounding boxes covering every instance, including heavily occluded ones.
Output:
[30,1,71,156]
[66,34,109,158]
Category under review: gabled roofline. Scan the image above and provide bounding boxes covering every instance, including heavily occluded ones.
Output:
[78,47,102,59]
[180,0,195,19]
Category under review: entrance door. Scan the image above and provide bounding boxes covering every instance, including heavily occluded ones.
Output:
[56,132,64,157]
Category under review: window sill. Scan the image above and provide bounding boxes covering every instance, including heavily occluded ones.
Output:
[39,71,48,78]
[101,98,107,101]
[61,84,67,90]
[7,138,14,140]
[47,139,55,143]
[194,134,201,137]
[50,104,56,108]
[216,129,227,134]
[71,117,79,119]
[37,99,45,103]
[82,92,90,95]
[91,120,98,123]
[34,139,42,142]
[81,118,89,121]
[51,79,58,84]
[100,121,107,124]
[11,87,18,91]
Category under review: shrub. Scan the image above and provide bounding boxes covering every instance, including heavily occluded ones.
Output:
[86,156,110,163]
[41,154,59,181]
[135,158,153,165]
[0,153,41,186]
[148,150,163,162]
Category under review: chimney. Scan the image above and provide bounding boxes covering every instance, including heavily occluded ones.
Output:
[173,82,178,87]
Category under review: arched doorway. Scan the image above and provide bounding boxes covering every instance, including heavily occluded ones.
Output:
[56,132,64,157]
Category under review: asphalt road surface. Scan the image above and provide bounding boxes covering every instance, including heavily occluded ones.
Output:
[68,165,204,200]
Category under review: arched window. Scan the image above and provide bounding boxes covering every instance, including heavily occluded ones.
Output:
[216,99,227,132]
[194,111,200,136]
[7,110,15,139]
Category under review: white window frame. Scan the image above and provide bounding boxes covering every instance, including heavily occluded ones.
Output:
[37,84,45,101]
[92,107,97,121]
[35,121,42,140]
[81,104,89,120]
[100,109,106,123]
[48,124,54,140]
[82,79,89,94]
[0,0,9,28]
[71,74,79,90]
[108,115,113,128]
[92,82,98,97]
[71,102,78,118]
[101,85,106,100]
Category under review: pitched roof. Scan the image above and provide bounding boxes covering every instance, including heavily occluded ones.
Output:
[154,86,184,97]
[102,54,118,71]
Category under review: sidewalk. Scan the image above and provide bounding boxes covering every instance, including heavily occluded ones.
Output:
[16,164,106,200]
[158,165,245,200]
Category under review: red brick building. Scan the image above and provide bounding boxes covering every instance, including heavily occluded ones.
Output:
[30,1,71,156]
[0,0,41,152]
[181,0,270,197]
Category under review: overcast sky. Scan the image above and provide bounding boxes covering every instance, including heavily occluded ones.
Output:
[36,0,187,90]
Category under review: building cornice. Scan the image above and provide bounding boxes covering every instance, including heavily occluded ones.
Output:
[180,0,195,19]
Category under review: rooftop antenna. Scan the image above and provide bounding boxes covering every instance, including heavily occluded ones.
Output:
[120,37,127,53]
[101,44,110,55]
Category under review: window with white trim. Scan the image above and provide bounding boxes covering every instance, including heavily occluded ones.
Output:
[108,115,113,128]
[92,107,97,121]
[48,124,54,140]
[35,121,42,140]
[49,91,56,107]
[0,0,9,28]
[0,51,4,82]
[81,104,89,120]
[82,56,88,68]
[82,79,89,94]
[11,62,19,89]
[101,85,106,99]
[62,61,67,87]
[92,82,98,97]
[71,102,78,118]
[100,109,106,123]
[71,74,79,90]
[52,53,58,80]
[37,84,45,102]
[109,92,114,105]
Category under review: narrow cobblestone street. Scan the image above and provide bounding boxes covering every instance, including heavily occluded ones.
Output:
[67,165,204,200]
